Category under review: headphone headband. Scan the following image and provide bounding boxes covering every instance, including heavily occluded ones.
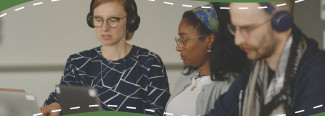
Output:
[259,2,293,32]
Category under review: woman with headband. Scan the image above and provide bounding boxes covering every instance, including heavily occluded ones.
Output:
[165,3,248,116]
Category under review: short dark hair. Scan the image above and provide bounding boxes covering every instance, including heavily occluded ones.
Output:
[183,3,249,81]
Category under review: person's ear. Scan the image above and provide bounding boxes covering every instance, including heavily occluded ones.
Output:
[207,33,215,46]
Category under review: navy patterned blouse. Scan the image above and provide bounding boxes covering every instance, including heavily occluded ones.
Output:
[44,45,170,115]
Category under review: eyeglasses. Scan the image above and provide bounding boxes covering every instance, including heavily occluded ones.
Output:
[175,34,208,47]
[227,19,270,38]
[89,16,127,28]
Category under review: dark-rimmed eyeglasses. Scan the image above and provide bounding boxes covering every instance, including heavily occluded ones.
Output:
[89,16,127,28]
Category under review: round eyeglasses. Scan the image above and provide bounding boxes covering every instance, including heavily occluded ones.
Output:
[227,19,270,38]
[89,16,127,28]
[175,34,208,47]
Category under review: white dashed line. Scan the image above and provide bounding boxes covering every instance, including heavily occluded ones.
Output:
[164,112,174,115]
[145,109,155,113]
[51,109,61,112]
[182,4,192,8]
[164,2,173,5]
[276,3,287,7]
[126,106,136,109]
[0,13,7,18]
[70,106,80,110]
[220,7,230,9]
[33,2,43,6]
[89,104,99,107]
[239,7,249,10]
[313,104,323,109]
[201,6,211,9]
[2,2,317,116]
[33,113,43,116]
[15,7,25,12]
[258,6,268,9]
[107,104,117,107]
[295,0,304,3]
[295,110,305,114]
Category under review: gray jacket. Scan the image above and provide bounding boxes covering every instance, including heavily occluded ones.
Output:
[166,71,236,116]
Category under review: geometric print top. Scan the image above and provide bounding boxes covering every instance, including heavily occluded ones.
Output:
[44,45,171,116]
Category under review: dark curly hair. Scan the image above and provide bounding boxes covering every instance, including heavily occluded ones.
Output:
[182,3,249,81]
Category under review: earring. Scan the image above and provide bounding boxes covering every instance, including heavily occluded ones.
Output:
[207,46,211,53]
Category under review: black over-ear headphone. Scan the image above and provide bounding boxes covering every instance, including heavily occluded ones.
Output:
[86,0,140,32]
[259,2,293,32]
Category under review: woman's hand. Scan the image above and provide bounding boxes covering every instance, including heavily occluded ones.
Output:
[40,102,61,116]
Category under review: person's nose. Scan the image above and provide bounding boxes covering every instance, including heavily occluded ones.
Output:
[234,29,245,46]
[176,43,184,52]
[101,20,111,31]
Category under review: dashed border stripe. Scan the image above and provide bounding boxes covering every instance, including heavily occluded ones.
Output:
[4,0,323,116]
[145,109,155,113]
[276,3,287,7]
[89,104,99,107]
[51,109,61,113]
[0,13,7,18]
[107,104,118,107]
[313,104,323,109]
[32,113,43,116]
[163,1,174,5]
[126,106,136,109]
[201,6,212,9]
[164,112,174,115]
[70,106,80,110]
[295,0,304,3]
[182,4,193,8]
[295,110,305,114]
[220,7,230,9]
[258,6,268,9]
[33,2,43,6]
[14,7,25,12]
[0,0,306,19]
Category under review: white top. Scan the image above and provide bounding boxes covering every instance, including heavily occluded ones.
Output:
[166,73,214,116]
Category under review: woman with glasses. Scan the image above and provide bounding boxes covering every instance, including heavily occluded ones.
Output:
[165,3,248,116]
[41,0,170,116]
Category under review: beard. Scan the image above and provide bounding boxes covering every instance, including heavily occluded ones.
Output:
[240,39,278,61]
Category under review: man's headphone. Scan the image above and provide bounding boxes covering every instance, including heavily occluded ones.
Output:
[86,0,140,32]
[259,2,293,32]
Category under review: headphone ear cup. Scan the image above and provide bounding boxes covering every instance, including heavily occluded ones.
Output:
[126,15,140,32]
[87,13,95,28]
[87,0,95,28]
[271,11,293,32]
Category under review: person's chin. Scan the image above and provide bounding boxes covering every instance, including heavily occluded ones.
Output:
[183,60,190,66]
[101,41,115,46]
[247,53,259,61]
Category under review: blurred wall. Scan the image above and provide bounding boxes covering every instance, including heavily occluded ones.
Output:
[0,0,324,107]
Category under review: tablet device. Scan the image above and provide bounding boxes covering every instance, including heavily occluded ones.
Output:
[56,85,102,115]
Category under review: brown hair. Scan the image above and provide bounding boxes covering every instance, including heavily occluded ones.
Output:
[91,0,134,41]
